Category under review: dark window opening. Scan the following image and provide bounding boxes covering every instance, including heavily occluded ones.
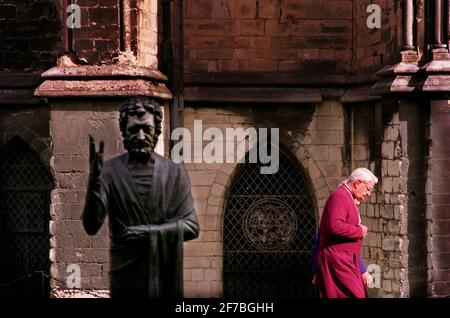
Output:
[223,147,317,298]
[0,137,53,298]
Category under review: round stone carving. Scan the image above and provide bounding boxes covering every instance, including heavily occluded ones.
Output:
[243,198,298,251]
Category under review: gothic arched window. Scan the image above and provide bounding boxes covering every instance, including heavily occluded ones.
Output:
[223,148,317,298]
[0,137,53,298]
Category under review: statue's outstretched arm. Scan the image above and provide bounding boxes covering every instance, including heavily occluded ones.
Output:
[82,136,107,235]
[82,177,107,235]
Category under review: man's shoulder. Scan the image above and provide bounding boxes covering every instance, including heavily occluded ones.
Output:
[103,153,128,167]
[329,185,348,199]
[154,152,182,169]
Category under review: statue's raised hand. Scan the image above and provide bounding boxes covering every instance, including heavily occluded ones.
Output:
[89,135,104,179]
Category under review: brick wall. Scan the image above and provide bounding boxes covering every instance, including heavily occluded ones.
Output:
[49,100,122,293]
[398,100,429,297]
[0,0,63,71]
[429,100,450,297]
[71,0,159,67]
[184,0,353,76]
[181,100,348,297]
[345,101,429,298]
[377,104,407,298]
[350,103,384,297]
[353,0,401,73]
[0,0,403,74]
[71,0,121,64]
[355,100,431,298]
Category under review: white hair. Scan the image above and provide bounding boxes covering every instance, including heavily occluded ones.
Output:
[345,167,378,184]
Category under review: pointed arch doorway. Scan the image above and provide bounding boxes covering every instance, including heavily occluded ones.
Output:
[223,148,317,298]
[0,137,53,298]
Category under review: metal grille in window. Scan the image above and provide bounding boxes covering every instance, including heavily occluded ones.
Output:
[0,137,52,298]
[224,148,316,298]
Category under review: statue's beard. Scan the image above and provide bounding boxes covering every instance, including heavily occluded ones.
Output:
[123,136,155,157]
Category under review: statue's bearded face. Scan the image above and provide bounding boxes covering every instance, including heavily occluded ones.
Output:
[123,107,156,156]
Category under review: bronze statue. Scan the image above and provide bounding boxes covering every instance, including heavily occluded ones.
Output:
[82,96,199,298]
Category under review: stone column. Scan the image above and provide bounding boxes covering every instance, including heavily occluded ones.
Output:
[428,100,450,297]
[404,0,415,50]
[399,0,419,64]
[433,0,447,49]
[419,3,450,295]
[122,0,132,52]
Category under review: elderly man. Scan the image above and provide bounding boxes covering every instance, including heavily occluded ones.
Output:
[314,168,378,298]
[82,96,199,298]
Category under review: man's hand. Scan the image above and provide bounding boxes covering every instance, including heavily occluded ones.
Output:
[360,224,368,238]
[362,271,373,286]
[89,135,104,179]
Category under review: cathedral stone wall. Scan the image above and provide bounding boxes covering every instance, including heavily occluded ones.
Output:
[184,0,353,75]
[182,100,352,297]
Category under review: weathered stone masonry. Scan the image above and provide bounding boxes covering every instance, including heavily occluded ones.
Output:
[0,0,449,298]
[182,100,355,297]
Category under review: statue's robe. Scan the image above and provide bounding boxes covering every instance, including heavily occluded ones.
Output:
[315,184,367,298]
[82,152,199,298]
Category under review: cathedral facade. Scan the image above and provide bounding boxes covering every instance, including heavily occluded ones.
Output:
[0,0,449,298]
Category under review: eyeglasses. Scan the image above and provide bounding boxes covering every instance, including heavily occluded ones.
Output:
[361,182,373,193]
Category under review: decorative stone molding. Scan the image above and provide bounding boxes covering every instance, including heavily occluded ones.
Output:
[34,65,172,100]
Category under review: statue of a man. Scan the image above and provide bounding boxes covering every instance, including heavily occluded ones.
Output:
[82,96,199,298]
